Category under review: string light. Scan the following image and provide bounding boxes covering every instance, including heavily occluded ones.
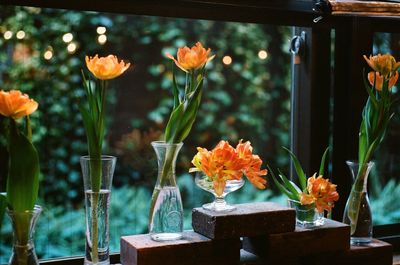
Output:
[16,30,26,39]
[62,33,73,43]
[258,50,268,60]
[44,46,53,60]
[4,31,13,40]
[222,55,232,65]
[98,34,107,45]
[67,42,77,54]
[96,26,106,35]
[44,50,53,60]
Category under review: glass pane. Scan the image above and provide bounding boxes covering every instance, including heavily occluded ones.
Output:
[370,32,400,225]
[0,6,292,260]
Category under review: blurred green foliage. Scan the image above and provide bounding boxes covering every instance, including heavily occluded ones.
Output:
[369,32,400,225]
[0,5,293,261]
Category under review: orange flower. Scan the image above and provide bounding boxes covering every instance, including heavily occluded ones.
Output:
[300,193,315,206]
[85,54,130,80]
[190,140,245,196]
[236,140,268,189]
[167,42,215,73]
[300,174,339,213]
[363,54,400,78]
[368,71,398,91]
[0,90,38,119]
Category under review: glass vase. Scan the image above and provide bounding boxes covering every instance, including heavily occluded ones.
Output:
[343,160,374,245]
[195,173,245,212]
[7,205,42,265]
[80,155,116,265]
[288,199,324,228]
[149,141,184,242]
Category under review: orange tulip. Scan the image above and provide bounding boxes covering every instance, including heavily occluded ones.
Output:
[167,42,215,73]
[363,54,400,78]
[0,90,38,119]
[236,140,268,189]
[368,71,398,91]
[85,54,130,80]
[300,174,339,213]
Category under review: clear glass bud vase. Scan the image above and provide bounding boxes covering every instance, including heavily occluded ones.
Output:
[343,160,374,245]
[7,205,42,265]
[80,156,116,265]
[149,141,184,242]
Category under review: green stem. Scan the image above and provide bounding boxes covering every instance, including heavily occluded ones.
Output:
[348,162,369,234]
[148,145,177,226]
[91,192,99,264]
[90,159,102,193]
[14,214,30,265]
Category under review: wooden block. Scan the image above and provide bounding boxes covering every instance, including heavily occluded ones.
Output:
[242,219,350,258]
[192,202,295,239]
[240,250,300,265]
[120,230,241,265]
[303,239,392,265]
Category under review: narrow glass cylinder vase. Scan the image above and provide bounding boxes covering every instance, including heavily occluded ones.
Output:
[7,205,42,265]
[288,199,324,228]
[149,141,184,242]
[343,160,374,245]
[80,156,116,265]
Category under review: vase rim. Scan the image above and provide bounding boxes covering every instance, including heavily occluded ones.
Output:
[287,199,316,209]
[80,155,117,162]
[196,173,245,184]
[151,141,183,147]
[346,160,375,167]
[6,204,42,214]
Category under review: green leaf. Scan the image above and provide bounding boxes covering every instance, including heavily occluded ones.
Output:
[7,119,40,212]
[319,147,330,176]
[172,64,180,108]
[164,103,185,142]
[282,147,307,191]
[267,165,298,201]
[363,70,378,107]
[0,193,6,231]
[174,85,203,142]
[278,169,301,194]
[358,119,367,164]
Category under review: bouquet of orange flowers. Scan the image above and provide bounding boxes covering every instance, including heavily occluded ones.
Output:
[269,147,339,214]
[190,140,268,196]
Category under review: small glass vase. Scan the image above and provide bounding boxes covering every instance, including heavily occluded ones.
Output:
[7,205,42,265]
[195,173,245,212]
[148,141,184,242]
[80,155,116,265]
[288,199,324,228]
[343,160,374,245]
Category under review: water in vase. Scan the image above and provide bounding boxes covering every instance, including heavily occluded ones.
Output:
[149,186,183,241]
[84,189,111,265]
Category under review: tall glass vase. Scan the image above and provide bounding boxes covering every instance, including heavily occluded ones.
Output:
[149,141,184,242]
[7,205,42,265]
[343,160,374,245]
[80,156,116,265]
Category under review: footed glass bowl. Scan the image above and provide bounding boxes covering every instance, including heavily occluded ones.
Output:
[195,174,244,212]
